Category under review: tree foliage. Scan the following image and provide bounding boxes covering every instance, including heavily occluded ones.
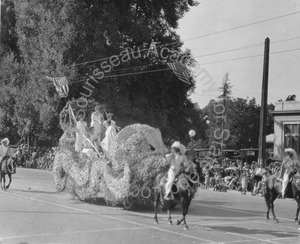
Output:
[203,92,274,150]
[0,0,203,146]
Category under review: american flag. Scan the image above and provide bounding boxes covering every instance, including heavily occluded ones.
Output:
[167,62,192,85]
[46,76,69,98]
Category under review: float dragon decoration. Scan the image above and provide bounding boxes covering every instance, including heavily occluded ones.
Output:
[53,101,168,208]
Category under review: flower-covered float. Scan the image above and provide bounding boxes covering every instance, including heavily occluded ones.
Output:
[53,100,168,209]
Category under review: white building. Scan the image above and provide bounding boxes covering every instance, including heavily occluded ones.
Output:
[273,101,300,160]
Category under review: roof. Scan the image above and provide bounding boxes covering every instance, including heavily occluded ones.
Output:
[271,110,300,116]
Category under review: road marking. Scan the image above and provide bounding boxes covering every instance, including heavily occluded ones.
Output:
[201,240,252,244]
[4,176,298,243]
[226,232,280,244]
[1,191,214,243]
[223,240,252,244]
[252,220,299,231]
[271,237,300,241]
[190,221,258,226]
[1,227,150,240]
[9,178,297,224]
[192,202,296,223]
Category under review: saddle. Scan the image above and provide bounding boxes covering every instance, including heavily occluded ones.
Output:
[0,156,14,174]
[276,173,295,198]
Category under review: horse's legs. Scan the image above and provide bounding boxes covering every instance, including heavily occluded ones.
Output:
[177,199,190,230]
[154,191,160,224]
[295,195,300,224]
[264,194,270,220]
[295,203,300,224]
[6,174,12,189]
[167,210,172,225]
[269,201,279,223]
[0,173,3,190]
[181,201,190,230]
[2,174,6,191]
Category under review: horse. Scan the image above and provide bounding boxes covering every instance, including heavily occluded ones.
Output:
[264,171,300,224]
[153,169,199,230]
[0,156,17,191]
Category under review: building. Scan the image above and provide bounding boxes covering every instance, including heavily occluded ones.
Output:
[272,100,300,160]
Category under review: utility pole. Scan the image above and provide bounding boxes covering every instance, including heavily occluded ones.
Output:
[258,38,270,167]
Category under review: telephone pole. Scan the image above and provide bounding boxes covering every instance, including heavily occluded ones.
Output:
[258,38,270,167]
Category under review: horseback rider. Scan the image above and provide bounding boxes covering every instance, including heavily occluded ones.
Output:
[279,148,298,198]
[164,141,192,200]
[0,138,12,165]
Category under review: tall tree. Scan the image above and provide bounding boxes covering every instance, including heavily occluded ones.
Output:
[203,97,274,150]
[1,0,202,146]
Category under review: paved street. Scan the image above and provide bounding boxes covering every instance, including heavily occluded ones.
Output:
[0,168,299,244]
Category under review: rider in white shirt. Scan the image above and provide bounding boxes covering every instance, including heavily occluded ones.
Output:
[164,141,192,200]
[279,148,298,198]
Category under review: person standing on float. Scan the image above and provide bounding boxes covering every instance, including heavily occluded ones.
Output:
[101,113,120,156]
[90,105,104,151]
[75,114,88,153]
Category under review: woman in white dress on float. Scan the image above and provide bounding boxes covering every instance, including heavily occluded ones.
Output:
[90,105,104,151]
[101,113,120,156]
[75,114,88,153]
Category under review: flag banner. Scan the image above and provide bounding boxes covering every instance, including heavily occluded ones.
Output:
[46,76,69,97]
[167,62,192,85]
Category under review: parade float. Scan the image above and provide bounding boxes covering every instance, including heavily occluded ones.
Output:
[53,100,168,209]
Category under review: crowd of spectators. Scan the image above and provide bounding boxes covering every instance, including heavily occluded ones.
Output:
[11,144,58,170]
[195,157,282,197]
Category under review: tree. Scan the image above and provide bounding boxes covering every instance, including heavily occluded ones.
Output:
[218,72,232,102]
[0,0,19,57]
[0,0,203,146]
[203,97,274,150]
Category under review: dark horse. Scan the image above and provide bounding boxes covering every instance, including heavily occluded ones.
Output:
[264,171,300,224]
[0,156,17,191]
[153,170,199,230]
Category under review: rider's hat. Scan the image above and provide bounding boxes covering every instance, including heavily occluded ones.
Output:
[171,141,186,155]
[1,138,10,145]
[285,148,297,159]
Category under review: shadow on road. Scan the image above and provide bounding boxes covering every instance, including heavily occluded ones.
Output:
[208,225,299,238]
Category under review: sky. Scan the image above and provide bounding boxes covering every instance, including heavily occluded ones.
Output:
[177,0,300,108]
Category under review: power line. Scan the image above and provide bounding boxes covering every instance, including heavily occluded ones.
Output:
[71,47,300,84]
[197,47,300,66]
[12,36,300,81]
[71,68,170,84]
[84,36,300,75]
[193,43,263,59]
[183,11,300,42]
[73,11,300,67]
[86,42,263,76]
[271,36,300,44]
